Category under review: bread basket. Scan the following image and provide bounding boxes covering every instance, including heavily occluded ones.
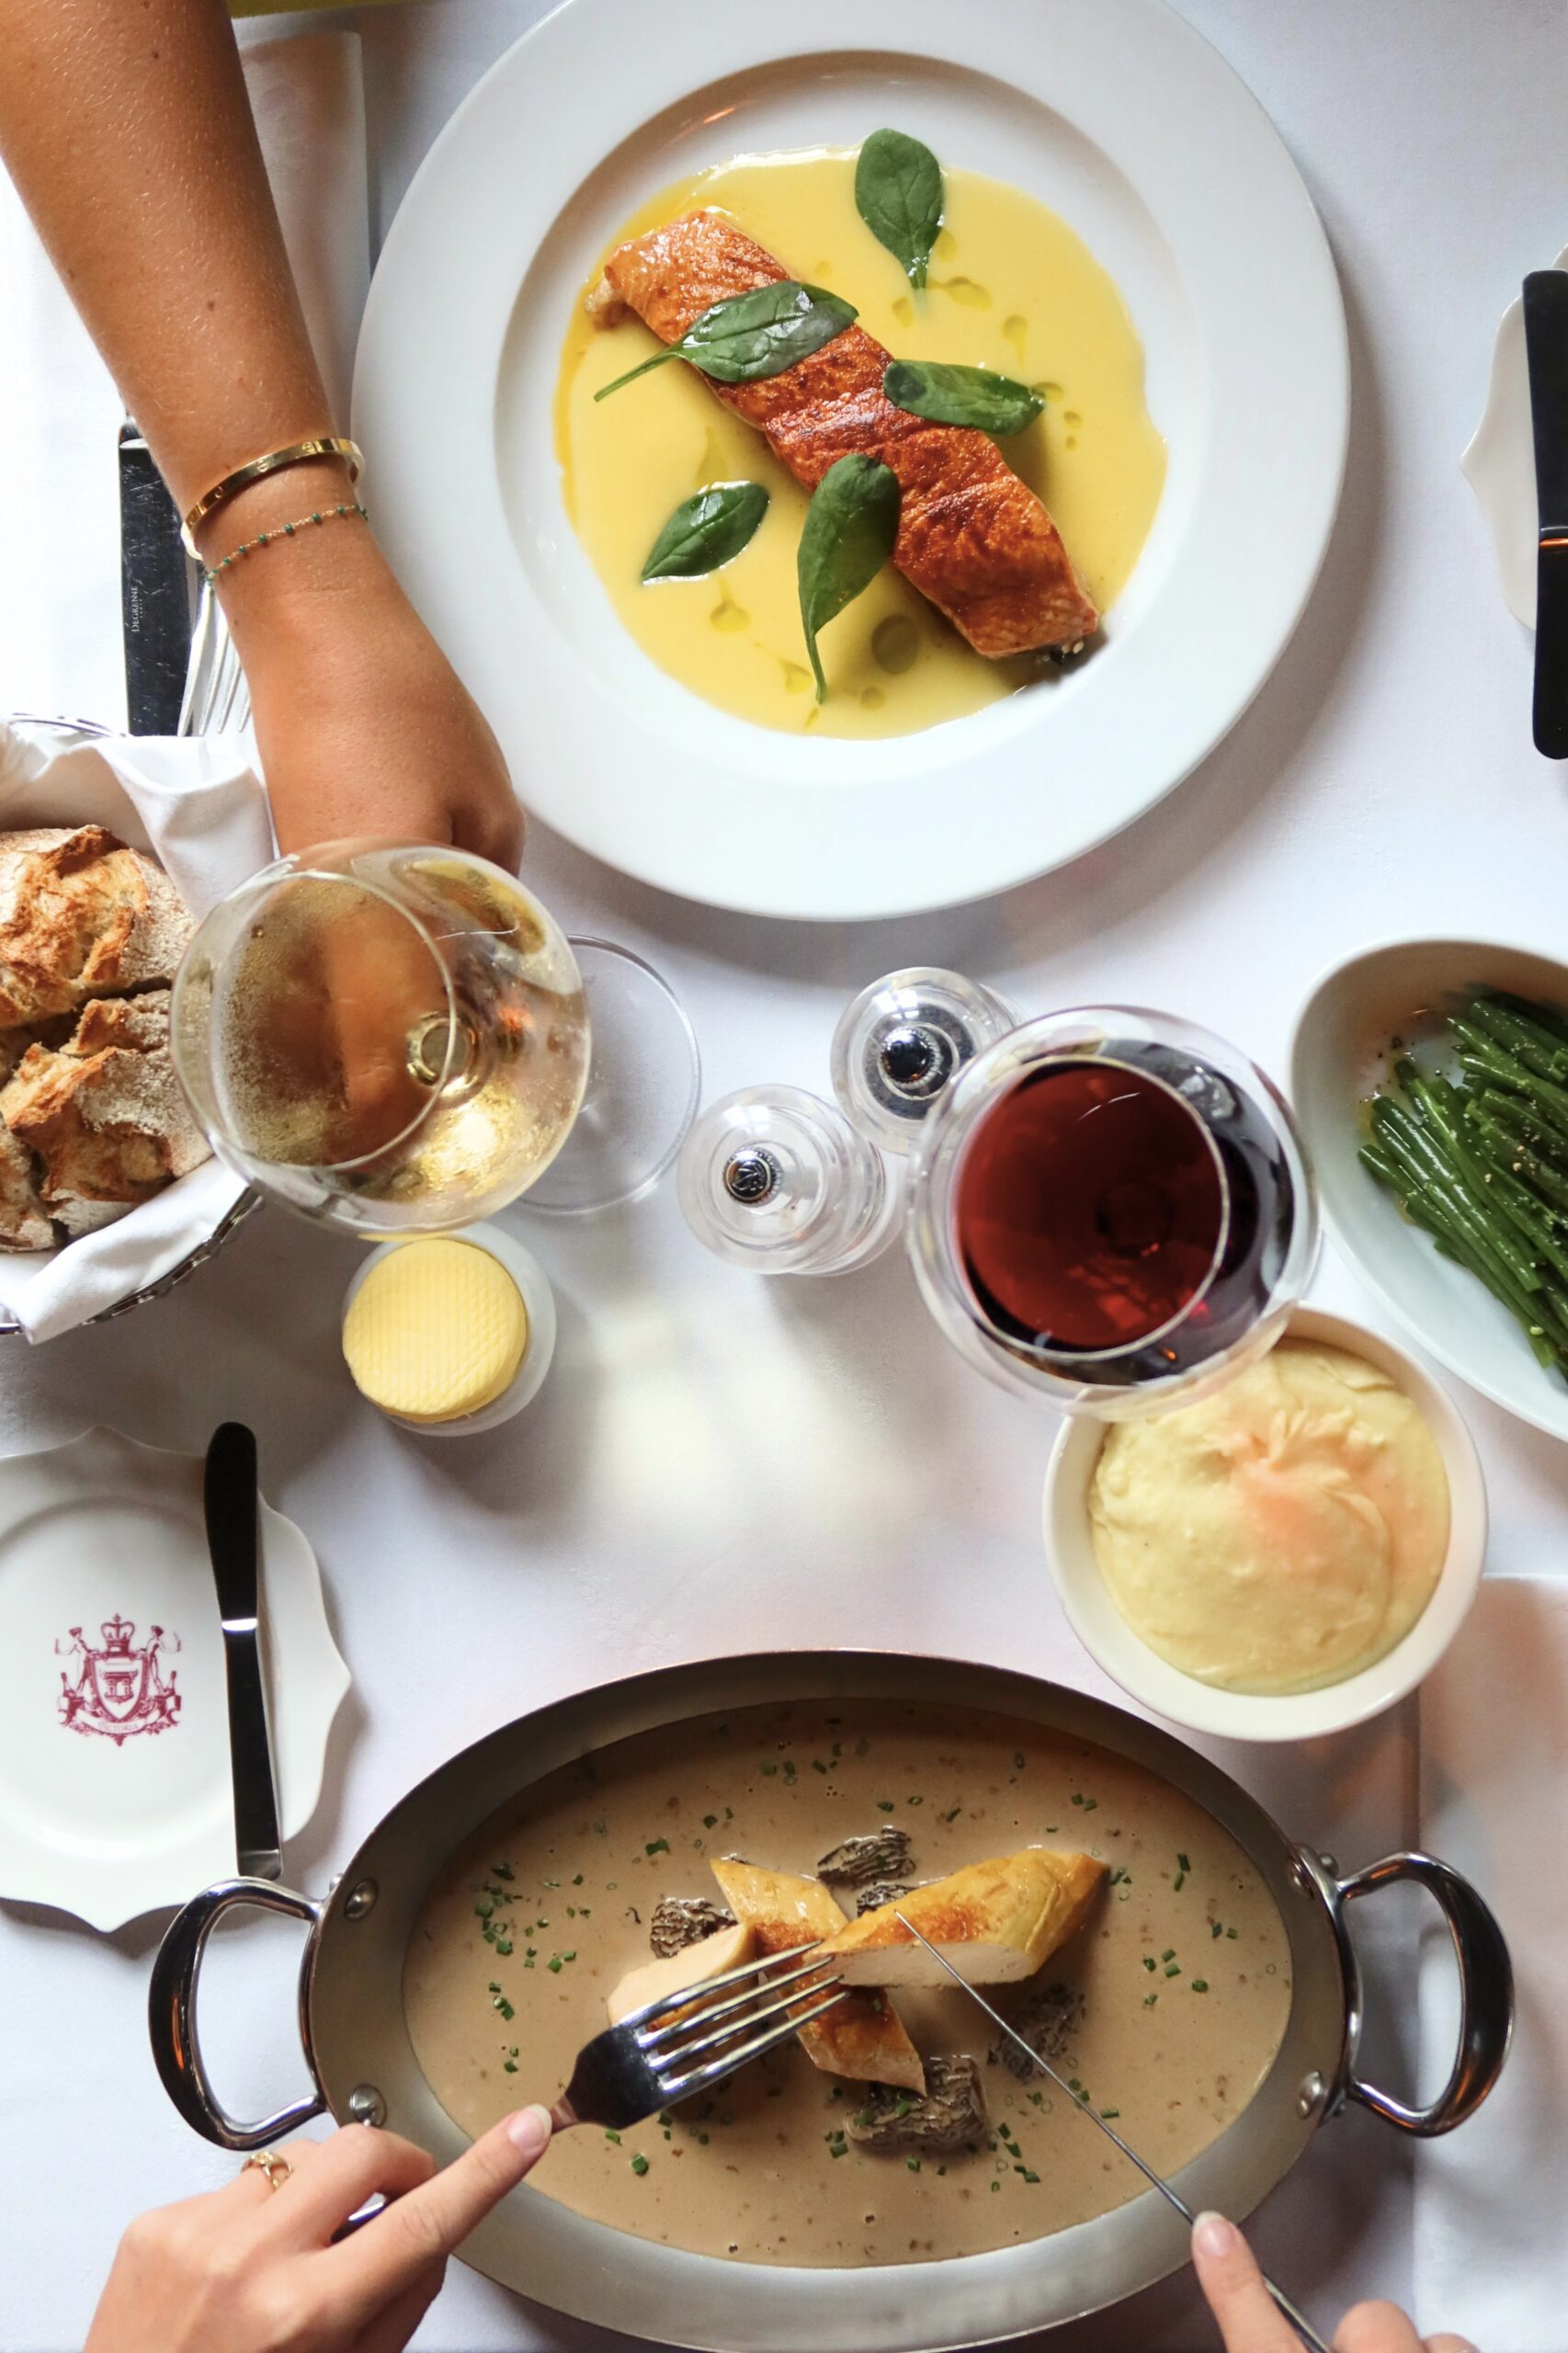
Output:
[0,710,260,1337]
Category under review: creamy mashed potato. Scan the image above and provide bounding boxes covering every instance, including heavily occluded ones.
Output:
[1088,1341,1450,1693]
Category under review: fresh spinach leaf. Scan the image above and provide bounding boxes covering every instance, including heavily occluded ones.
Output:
[641,482,769,581]
[796,454,902,702]
[882,358,1043,436]
[855,130,943,291]
[595,280,857,403]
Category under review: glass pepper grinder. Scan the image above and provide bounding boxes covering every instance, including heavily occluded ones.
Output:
[831,967,1017,1154]
[677,1086,902,1275]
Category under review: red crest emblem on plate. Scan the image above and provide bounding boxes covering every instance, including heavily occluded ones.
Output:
[56,1616,181,1745]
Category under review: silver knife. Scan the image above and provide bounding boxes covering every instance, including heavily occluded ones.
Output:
[892,1915,1332,2353]
[204,1423,282,1881]
[119,417,192,735]
[1523,272,1568,758]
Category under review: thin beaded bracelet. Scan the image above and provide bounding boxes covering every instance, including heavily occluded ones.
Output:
[202,500,369,585]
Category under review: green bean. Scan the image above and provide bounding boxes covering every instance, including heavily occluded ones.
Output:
[1369,1098,1544,1290]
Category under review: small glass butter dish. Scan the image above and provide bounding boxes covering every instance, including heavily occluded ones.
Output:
[341,1223,556,1437]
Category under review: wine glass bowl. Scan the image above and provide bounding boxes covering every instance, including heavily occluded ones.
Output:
[170,842,589,1234]
[906,1006,1318,1417]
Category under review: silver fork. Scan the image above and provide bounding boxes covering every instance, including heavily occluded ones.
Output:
[546,1941,845,2131]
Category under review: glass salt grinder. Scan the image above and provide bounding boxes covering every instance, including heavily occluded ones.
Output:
[677,1086,902,1274]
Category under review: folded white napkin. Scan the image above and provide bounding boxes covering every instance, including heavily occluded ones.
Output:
[0,722,272,1342]
[1414,1575,1568,2351]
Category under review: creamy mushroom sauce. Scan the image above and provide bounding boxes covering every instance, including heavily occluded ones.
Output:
[403,1702,1291,2267]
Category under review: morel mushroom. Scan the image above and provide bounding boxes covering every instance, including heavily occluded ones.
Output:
[990,1980,1085,2078]
[844,2054,987,2153]
[816,1829,915,1886]
[856,1879,918,1915]
[649,1896,735,1959]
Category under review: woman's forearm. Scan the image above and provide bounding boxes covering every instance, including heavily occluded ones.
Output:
[0,0,335,517]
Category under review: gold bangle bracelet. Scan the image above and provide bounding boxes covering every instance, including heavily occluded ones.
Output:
[181,436,363,556]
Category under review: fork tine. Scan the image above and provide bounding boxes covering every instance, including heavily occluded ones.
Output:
[653,1973,845,2071]
[637,1950,836,2052]
[656,1990,849,2103]
[625,1938,818,2033]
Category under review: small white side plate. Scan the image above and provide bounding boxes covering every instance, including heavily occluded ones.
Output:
[1461,244,1568,629]
[0,1427,349,1928]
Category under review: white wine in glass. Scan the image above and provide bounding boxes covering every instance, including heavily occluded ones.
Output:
[171,842,590,1233]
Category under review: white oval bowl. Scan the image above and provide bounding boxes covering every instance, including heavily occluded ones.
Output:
[1042,1306,1486,1742]
[1290,934,1568,1442]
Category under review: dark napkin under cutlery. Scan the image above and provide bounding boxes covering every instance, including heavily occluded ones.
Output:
[1524,271,1568,758]
[204,1422,281,1881]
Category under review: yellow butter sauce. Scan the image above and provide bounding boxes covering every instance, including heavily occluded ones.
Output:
[553,149,1166,740]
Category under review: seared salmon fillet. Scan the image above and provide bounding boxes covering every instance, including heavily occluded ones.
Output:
[596,210,1099,659]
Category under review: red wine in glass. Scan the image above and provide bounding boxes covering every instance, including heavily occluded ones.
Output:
[954,1045,1295,1389]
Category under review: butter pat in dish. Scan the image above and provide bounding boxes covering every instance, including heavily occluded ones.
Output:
[341,1225,555,1436]
[1088,1340,1449,1695]
[1044,1307,1487,1742]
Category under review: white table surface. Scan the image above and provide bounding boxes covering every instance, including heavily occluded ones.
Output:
[4,2,1568,2347]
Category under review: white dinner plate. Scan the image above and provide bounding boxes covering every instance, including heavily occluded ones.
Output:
[0,1428,349,1929]
[354,0,1347,920]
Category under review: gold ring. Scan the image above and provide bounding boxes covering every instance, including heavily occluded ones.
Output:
[242,2149,293,2191]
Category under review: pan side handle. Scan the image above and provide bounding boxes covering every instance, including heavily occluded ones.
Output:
[150,1878,327,2149]
[1336,1851,1513,2136]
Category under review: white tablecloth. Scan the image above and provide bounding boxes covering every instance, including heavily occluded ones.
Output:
[3,2,1568,2347]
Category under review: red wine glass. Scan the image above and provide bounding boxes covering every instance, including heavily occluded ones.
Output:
[905,1006,1318,1416]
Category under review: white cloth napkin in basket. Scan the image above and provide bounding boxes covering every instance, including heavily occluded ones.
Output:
[1413,1574,1568,2351]
[0,722,273,1342]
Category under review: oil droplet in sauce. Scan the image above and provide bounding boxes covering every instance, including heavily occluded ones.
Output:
[1065,437,1079,451]
[859,685,886,710]
[933,227,959,259]
[1040,381,1064,403]
[1063,410,1083,429]
[1002,313,1028,363]
[872,614,922,676]
[941,276,992,310]
[552,148,1165,740]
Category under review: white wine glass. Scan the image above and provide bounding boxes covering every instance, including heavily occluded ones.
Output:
[170,840,590,1234]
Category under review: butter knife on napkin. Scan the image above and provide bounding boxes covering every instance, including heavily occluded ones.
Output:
[205,1422,281,1881]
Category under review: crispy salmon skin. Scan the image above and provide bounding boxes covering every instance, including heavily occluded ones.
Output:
[595,209,1099,660]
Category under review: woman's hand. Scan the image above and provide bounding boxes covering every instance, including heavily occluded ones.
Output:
[85,2108,551,2353]
[205,464,526,872]
[241,559,525,870]
[1190,2213,1476,2353]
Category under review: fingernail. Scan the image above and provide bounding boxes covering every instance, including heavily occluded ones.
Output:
[1192,2211,1238,2260]
[506,2106,552,2162]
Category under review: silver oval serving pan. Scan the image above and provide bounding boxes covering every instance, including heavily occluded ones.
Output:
[150,1653,1511,2352]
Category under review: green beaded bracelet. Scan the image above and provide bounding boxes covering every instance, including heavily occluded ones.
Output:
[202,501,369,585]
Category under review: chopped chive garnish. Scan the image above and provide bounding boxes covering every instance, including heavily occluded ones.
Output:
[1165,1962,1181,1978]
[1099,2109,1119,2120]
[1142,1957,1157,1972]
[1161,1949,1176,1961]
[812,1760,829,1775]
[645,1838,669,1855]
[942,1805,961,1823]
[1143,1993,1158,2007]
[548,1957,563,1973]
[1191,1979,1209,1993]
[631,2154,650,2176]
[1177,1852,1191,1873]
[703,1814,718,1828]
[605,2129,621,2143]
[877,1800,895,1813]
[908,1794,924,1806]
[1227,1927,1239,1939]
[563,1950,576,1962]
[907,2156,921,2172]
[760,1762,778,1776]
[1014,1751,1026,1769]
[492,1863,514,1881]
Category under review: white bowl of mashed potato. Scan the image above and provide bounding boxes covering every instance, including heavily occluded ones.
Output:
[1043,1307,1486,1740]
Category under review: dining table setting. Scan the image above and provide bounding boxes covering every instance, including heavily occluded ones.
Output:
[3,1,1568,2349]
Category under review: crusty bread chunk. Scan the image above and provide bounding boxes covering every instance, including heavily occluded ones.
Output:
[0,1120,53,1251]
[710,1857,925,2093]
[817,1849,1107,1987]
[0,824,192,1026]
[1,986,207,1211]
[605,1919,756,2028]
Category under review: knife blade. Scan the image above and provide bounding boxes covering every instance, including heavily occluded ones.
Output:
[204,1422,282,1881]
[1523,272,1568,758]
[892,1915,1333,2353]
[119,418,192,735]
